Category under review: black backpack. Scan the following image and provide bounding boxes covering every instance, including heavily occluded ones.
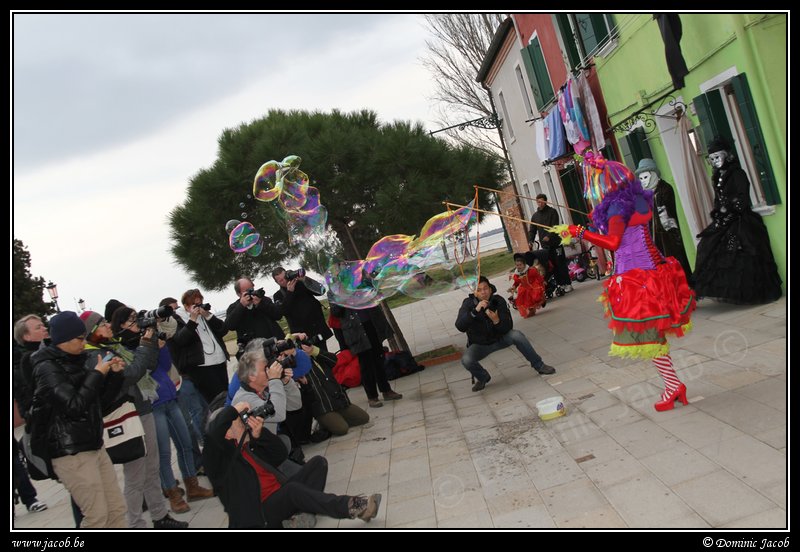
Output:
[384,351,425,381]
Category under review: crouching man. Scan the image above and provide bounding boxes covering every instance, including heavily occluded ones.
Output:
[456,276,555,392]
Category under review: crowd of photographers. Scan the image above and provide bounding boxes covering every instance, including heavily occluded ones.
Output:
[13,268,386,529]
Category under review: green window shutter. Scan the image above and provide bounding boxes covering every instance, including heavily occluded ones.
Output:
[558,165,591,226]
[619,133,635,170]
[575,14,610,56]
[619,128,652,170]
[520,37,555,111]
[730,73,780,205]
[692,89,733,153]
[555,14,581,70]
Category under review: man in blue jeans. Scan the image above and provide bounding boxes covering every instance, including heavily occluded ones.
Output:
[456,276,555,392]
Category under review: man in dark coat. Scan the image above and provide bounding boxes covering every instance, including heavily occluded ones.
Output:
[529,194,572,291]
[635,158,693,281]
[455,276,555,392]
[272,267,333,351]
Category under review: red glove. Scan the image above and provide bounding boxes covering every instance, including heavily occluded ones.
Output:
[572,217,624,252]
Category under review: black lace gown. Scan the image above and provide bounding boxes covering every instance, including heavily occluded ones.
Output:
[694,160,782,304]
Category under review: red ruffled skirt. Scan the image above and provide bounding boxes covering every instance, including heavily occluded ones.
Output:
[514,271,545,318]
[600,257,696,359]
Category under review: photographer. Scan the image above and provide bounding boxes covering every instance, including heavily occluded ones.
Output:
[272,267,333,352]
[172,289,229,404]
[232,337,303,473]
[456,276,556,392]
[29,312,127,528]
[297,340,369,436]
[203,402,381,528]
[329,304,402,408]
[107,305,191,528]
[225,277,285,356]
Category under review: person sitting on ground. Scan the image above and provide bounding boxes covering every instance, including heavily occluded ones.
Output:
[456,276,556,392]
[204,402,381,528]
[232,338,305,475]
[507,253,546,318]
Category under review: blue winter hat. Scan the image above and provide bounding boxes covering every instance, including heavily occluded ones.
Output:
[49,311,87,345]
[292,349,313,380]
[634,158,660,178]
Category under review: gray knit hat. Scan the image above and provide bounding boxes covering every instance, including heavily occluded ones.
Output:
[634,158,660,178]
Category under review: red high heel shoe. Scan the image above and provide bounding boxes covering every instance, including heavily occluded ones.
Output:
[654,383,688,412]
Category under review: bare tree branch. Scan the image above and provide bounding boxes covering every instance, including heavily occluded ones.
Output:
[422,14,506,155]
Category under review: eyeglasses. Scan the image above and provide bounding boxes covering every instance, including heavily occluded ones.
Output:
[91,320,109,333]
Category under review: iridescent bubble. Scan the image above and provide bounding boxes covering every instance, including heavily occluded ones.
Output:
[229,222,260,253]
[246,239,264,257]
[239,202,246,209]
[246,194,252,200]
[275,241,289,255]
[241,212,247,219]
[225,219,241,233]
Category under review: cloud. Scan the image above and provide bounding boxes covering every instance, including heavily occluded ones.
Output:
[12,13,442,312]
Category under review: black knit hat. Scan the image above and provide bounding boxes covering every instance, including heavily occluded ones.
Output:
[49,311,86,345]
[104,299,126,322]
[707,136,732,155]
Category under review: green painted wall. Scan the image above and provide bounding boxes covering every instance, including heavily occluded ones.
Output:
[594,13,786,287]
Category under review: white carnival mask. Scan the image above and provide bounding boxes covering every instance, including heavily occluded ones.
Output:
[638,171,659,190]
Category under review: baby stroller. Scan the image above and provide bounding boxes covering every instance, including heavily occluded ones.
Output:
[524,249,566,300]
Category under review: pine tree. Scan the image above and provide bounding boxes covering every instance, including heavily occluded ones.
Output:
[12,239,54,323]
[169,109,503,289]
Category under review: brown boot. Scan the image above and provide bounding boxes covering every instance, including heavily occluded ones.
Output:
[163,481,185,499]
[165,487,190,514]
[184,476,214,502]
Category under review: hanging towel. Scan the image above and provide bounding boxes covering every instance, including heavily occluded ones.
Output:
[577,72,606,152]
[534,118,548,162]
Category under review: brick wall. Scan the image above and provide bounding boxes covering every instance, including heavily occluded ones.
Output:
[496,182,529,253]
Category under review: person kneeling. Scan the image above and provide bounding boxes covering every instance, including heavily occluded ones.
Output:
[296,340,369,436]
[204,402,380,529]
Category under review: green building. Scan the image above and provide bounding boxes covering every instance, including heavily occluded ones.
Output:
[594,13,786,286]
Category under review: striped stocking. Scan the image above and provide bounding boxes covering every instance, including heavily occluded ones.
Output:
[653,355,682,400]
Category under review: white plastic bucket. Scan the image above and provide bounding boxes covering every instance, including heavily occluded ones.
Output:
[535,396,566,420]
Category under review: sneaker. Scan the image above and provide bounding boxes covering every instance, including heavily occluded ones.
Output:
[153,514,189,529]
[563,284,574,293]
[471,375,491,392]
[27,501,48,513]
[368,398,383,408]
[535,363,556,375]
[382,390,403,401]
[348,494,382,522]
[282,512,317,529]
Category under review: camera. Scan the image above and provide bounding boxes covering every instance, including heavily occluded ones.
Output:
[194,303,211,311]
[137,305,174,329]
[239,400,276,425]
[262,337,297,374]
[285,268,306,281]
[244,287,266,299]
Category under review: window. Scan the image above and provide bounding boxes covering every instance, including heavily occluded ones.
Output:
[693,72,780,206]
[520,35,555,111]
[555,14,617,69]
[522,182,533,217]
[619,127,653,171]
[515,65,534,119]
[498,91,514,141]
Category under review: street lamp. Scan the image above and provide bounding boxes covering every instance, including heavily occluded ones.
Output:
[45,281,60,313]
[78,298,86,312]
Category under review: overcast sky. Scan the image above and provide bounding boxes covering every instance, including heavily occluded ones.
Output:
[12,12,469,315]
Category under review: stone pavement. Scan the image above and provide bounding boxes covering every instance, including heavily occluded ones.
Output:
[12,277,787,529]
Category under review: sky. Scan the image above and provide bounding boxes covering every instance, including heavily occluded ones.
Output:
[12,12,502,317]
